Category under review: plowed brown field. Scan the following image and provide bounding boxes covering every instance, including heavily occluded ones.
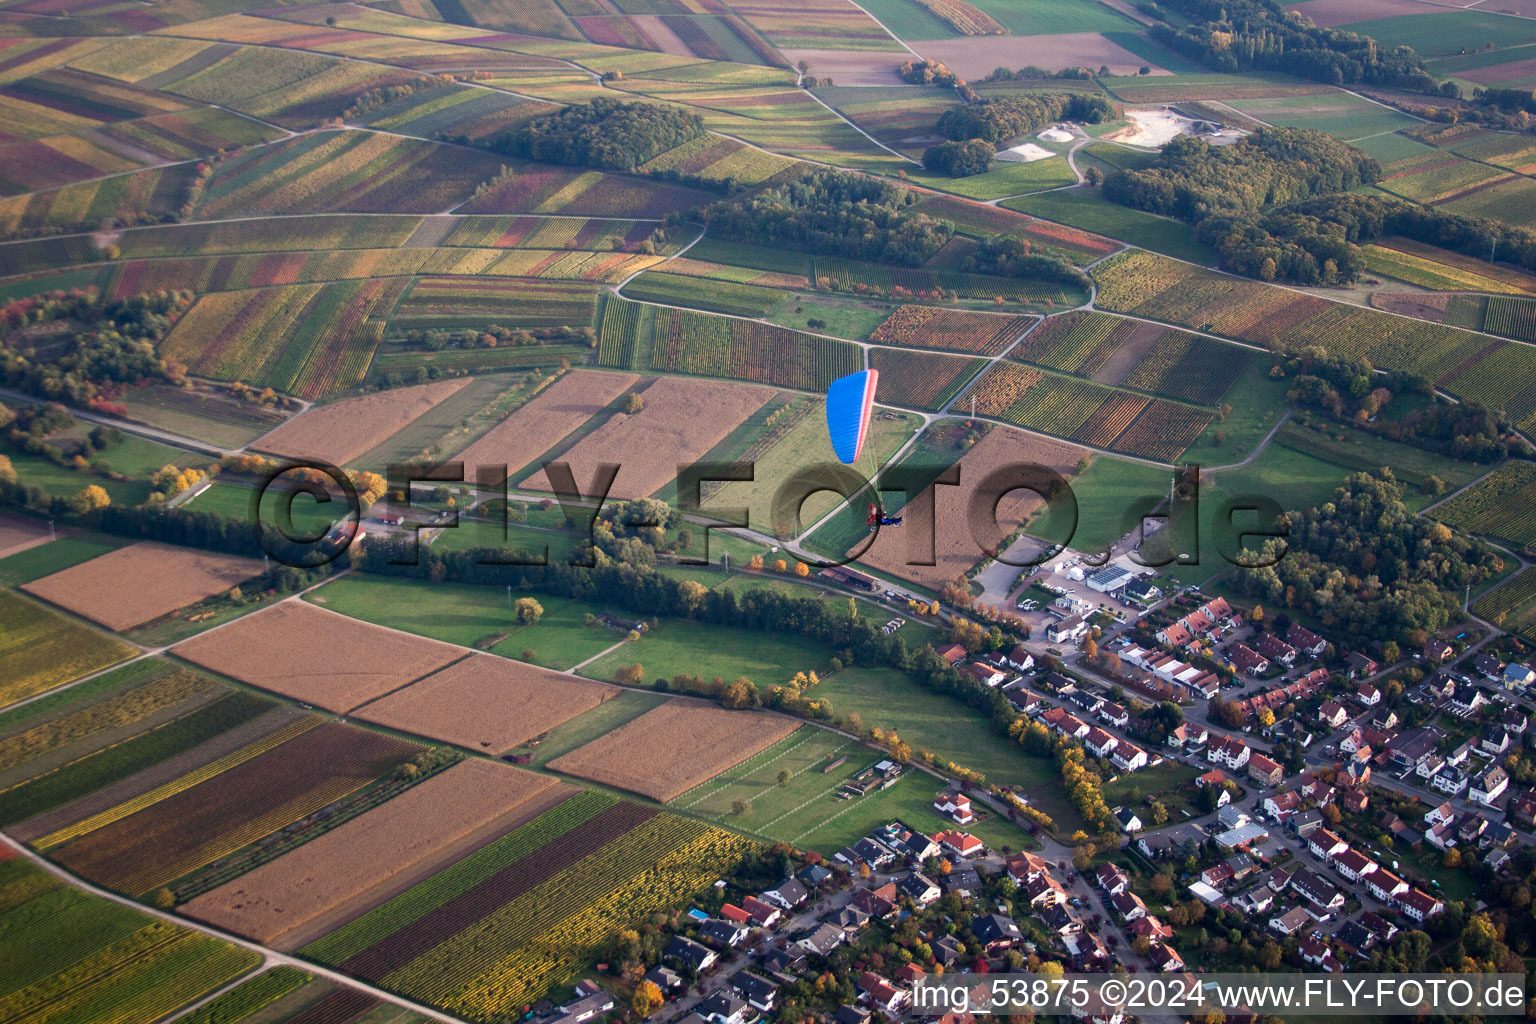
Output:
[547,697,798,801]
[851,425,1085,591]
[252,378,471,467]
[181,760,567,946]
[172,602,464,712]
[519,377,773,499]
[23,541,265,631]
[353,653,620,753]
[450,368,637,484]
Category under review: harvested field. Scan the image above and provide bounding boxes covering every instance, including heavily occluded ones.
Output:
[519,377,773,499]
[547,697,798,802]
[912,33,1168,79]
[449,368,637,483]
[180,759,567,947]
[0,515,54,558]
[172,602,464,713]
[354,654,620,754]
[48,721,420,894]
[22,542,265,631]
[852,425,1085,591]
[776,48,905,85]
[1287,0,1450,27]
[1460,56,1536,84]
[252,379,471,467]
[1371,291,1453,322]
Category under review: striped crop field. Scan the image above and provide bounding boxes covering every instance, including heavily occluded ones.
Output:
[869,306,1033,355]
[390,277,600,331]
[642,306,861,391]
[196,131,506,217]
[870,348,985,411]
[301,791,755,1020]
[0,858,262,1024]
[158,279,407,398]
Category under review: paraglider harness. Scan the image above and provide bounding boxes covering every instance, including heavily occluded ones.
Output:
[867,502,902,530]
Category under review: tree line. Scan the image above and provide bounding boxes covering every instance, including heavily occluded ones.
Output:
[1144,0,1445,94]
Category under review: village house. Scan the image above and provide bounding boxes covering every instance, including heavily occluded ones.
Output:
[1085,727,1119,759]
[1147,943,1185,972]
[1207,735,1251,770]
[1290,869,1345,913]
[1111,742,1148,772]
[1230,644,1269,677]
[1318,700,1349,729]
[856,973,909,1015]
[1248,753,1284,787]
[1096,862,1130,895]
[1256,633,1297,666]
[1269,906,1313,936]
[973,913,1023,954]
[1357,682,1381,706]
[1287,624,1328,657]
[1398,888,1444,923]
[933,789,975,825]
[1263,790,1301,821]
[1308,829,1348,859]
[1330,847,1378,883]
[1472,765,1510,806]
[1115,807,1144,833]
[1169,722,1208,749]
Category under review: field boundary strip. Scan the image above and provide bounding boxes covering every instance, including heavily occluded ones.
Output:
[671,729,819,808]
[32,716,321,850]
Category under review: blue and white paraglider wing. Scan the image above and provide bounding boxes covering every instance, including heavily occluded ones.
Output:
[826,369,878,465]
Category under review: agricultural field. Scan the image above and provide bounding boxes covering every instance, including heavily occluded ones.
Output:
[519,376,774,499]
[181,759,568,947]
[959,359,1212,460]
[1092,250,1535,424]
[633,306,863,391]
[251,378,472,468]
[851,424,1085,592]
[195,132,506,217]
[0,591,135,711]
[1225,90,1420,141]
[0,164,194,238]
[158,279,407,399]
[389,277,600,331]
[623,270,789,317]
[354,654,620,754]
[1432,461,1536,548]
[460,161,713,218]
[814,254,1085,307]
[0,857,263,1024]
[43,719,423,896]
[1364,240,1536,295]
[548,696,799,802]
[1471,567,1536,641]
[172,601,465,713]
[451,368,639,483]
[299,789,754,1015]
[869,305,1034,354]
[1003,187,1219,265]
[21,542,264,632]
[307,576,627,671]
[870,348,986,411]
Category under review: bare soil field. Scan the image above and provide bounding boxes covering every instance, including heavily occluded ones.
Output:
[22,542,266,632]
[1287,0,1485,25]
[912,33,1168,79]
[1462,56,1536,84]
[547,696,799,802]
[1371,291,1453,321]
[520,377,774,499]
[252,379,472,468]
[450,368,638,484]
[172,602,464,713]
[353,654,620,753]
[180,759,568,948]
[0,516,57,559]
[851,425,1086,592]
[778,48,906,85]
